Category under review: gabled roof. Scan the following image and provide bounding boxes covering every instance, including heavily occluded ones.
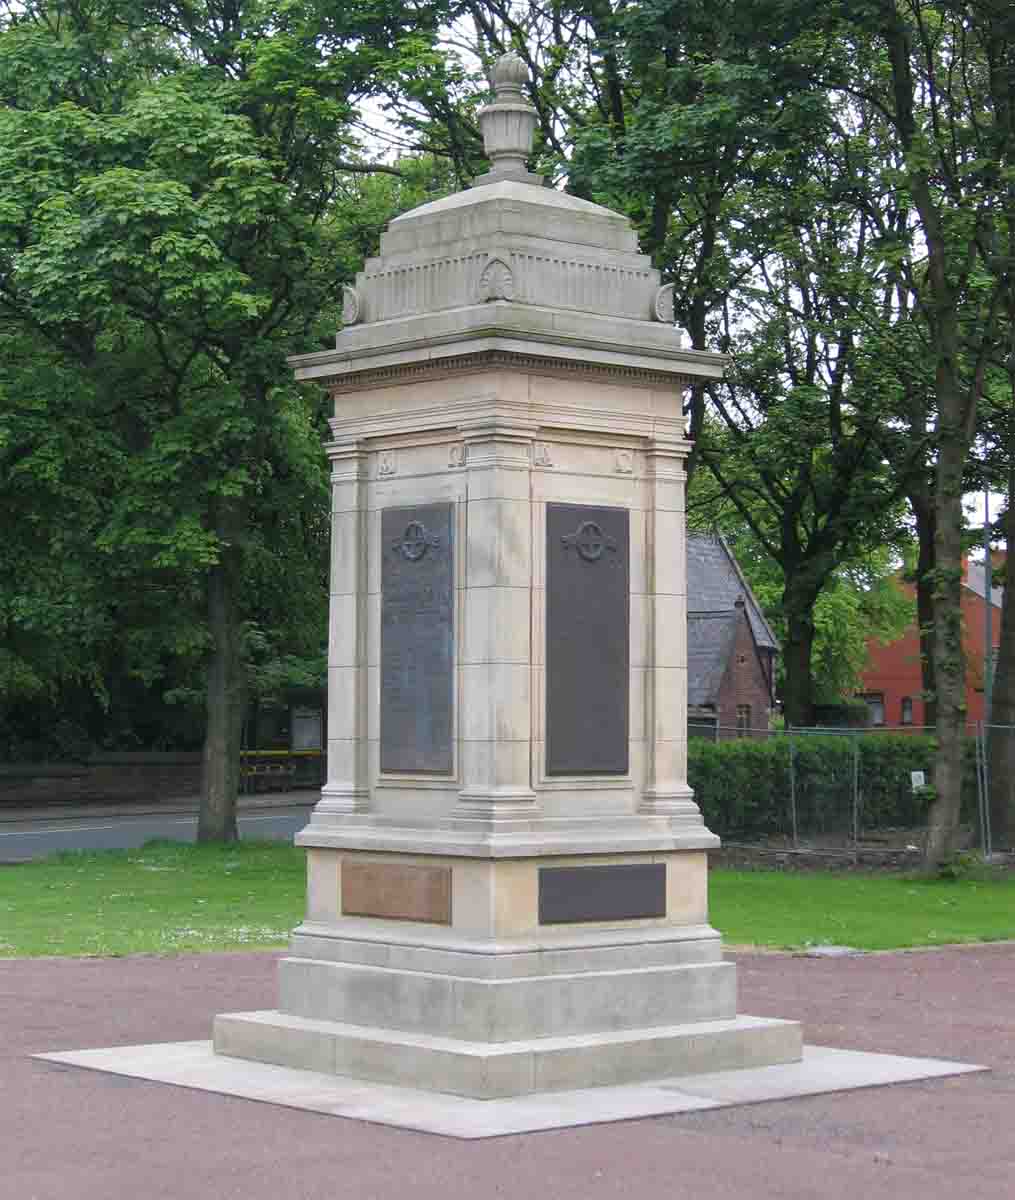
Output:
[687,611,739,707]
[686,533,779,650]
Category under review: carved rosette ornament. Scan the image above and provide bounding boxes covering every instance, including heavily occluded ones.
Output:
[478,257,515,302]
[341,285,361,326]
[653,283,675,324]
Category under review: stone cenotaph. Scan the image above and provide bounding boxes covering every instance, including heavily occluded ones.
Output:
[214,53,802,1098]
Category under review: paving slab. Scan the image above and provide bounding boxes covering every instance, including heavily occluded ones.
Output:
[35,1039,985,1139]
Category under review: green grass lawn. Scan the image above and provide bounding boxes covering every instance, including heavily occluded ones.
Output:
[1,840,1014,957]
[711,868,1015,951]
[0,840,307,957]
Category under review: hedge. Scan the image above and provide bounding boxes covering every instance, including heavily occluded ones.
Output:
[687,733,979,840]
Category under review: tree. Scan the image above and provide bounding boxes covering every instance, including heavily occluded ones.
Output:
[819,0,1015,863]
[0,0,449,836]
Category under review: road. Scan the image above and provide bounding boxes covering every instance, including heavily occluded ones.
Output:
[0,798,316,861]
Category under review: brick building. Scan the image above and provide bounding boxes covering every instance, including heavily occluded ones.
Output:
[858,557,1002,728]
[686,533,779,736]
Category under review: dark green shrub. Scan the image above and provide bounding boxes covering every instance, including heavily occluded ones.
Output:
[688,732,977,839]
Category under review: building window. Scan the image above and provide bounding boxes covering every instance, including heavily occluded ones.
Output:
[736,704,751,736]
[901,697,913,726]
[861,693,885,727]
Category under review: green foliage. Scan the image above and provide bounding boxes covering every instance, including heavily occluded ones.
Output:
[0,0,450,765]
[690,510,914,704]
[688,733,978,839]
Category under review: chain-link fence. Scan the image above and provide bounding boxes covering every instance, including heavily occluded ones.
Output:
[688,723,997,863]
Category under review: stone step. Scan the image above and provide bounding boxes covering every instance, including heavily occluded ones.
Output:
[213,1009,803,1100]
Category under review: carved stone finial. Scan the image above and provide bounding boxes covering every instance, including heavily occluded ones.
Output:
[490,50,529,95]
[472,51,542,188]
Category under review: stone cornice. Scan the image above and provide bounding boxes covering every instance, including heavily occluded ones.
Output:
[325,349,695,394]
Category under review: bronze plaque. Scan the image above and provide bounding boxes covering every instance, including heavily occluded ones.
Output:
[539,863,665,924]
[546,503,629,775]
[380,503,454,773]
[342,861,452,924]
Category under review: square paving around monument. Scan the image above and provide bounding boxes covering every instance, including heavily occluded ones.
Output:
[35,1040,986,1139]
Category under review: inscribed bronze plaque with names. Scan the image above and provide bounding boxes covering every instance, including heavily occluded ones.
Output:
[380,503,454,774]
[546,502,629,775]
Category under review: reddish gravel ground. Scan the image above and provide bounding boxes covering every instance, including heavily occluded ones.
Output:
[3,944,1014,1200]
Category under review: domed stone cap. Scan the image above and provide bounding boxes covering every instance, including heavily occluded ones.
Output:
[472,52,542,187]
[490,50,528,94]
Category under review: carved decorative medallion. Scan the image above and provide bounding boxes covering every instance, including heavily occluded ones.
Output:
[342,285,361,326]
[533,442,553,467]
[477,256,515,302]
[393,520,441,562]
[561,520,617,564]
[448,443,466,468]
[377,449,397,476]
[653,282,675,323]
[615,448,634,474]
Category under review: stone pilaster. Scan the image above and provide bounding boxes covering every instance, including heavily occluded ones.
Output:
[318,440,370,815]
[453,420,539,821]
[640,435,700,822]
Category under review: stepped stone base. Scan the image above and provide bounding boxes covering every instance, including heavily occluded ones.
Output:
[214,1010,802,1100]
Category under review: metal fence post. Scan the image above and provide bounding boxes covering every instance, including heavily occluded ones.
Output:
[789,733,798,849]
[852,736,860,864]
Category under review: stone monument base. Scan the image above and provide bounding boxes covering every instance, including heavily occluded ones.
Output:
[214,1010,800,1100]
[213,913,802,1099]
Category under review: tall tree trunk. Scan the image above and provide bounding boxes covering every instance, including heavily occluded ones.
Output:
[781,604,816,728]
[910,490,937,727]
[924,423,969,865]
[198,528,245,843]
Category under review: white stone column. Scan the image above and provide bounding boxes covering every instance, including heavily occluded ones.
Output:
[454,420,539,820]
[640,435,701,822]
[318,439,370,815]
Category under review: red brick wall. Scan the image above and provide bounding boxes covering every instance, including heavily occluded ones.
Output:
[860,571,1000,728]
[717,609,773,734]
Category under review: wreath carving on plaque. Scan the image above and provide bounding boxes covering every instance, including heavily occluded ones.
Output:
[393,520,441,562]
[561,520,617,563]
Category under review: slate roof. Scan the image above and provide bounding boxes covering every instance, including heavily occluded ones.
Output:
[687,611,739,707]
[686,534,779,649]
[686,533,779,709]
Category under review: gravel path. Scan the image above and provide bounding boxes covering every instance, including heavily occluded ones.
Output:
[4,944,1013,1200]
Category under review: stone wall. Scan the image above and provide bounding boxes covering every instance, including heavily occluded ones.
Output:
[0,753,202,807]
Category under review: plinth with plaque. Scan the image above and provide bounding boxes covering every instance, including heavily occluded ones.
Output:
[213,53,802,1097]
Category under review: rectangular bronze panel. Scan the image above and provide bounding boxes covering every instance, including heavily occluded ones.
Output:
[546,503,629,775]
[538,863,666,924]
[381,503,454,773]
[342,861,452,924]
